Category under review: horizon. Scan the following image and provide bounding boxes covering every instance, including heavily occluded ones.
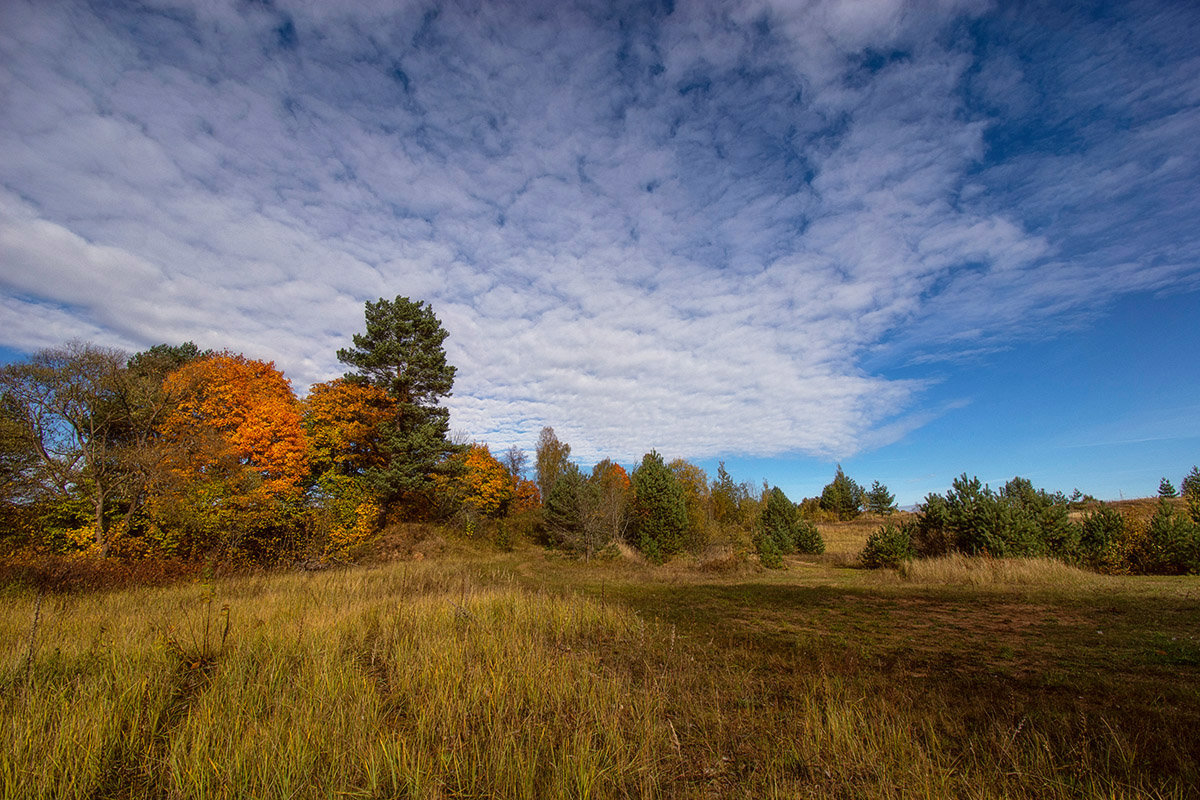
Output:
[1,0,1198,506]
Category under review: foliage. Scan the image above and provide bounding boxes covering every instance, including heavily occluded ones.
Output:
[819,465,863,520]
[908,475,1080,560]
[590,459,631,545]
[864,480,897,515]
[0,342,148,554]
[434,444,515,519]
[303,379,394,477]
[152,353,309,561]
[534,426,571,505]
[1158,477,1178,499]
[544,462,588,550]
[629,451,688,562]
[758,486,823,566]
[668,458,711,551]
[337,296,458,503]
[1132,499,1200,575]
[1182,466,1200,503]
[1079,505,1128,572]
[859,523,916,568]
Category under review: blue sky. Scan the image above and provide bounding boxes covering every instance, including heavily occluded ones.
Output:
[1,0,1197,505]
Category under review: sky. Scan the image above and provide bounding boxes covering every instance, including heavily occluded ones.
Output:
[1,0,1198,506]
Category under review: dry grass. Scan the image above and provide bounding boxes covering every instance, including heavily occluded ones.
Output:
[2,550,1196,798]
[896,552,1108,587]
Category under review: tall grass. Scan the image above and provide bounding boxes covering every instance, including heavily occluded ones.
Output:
[896,553,1106,587]
[1,563,670,799]
[1,556,1192,798]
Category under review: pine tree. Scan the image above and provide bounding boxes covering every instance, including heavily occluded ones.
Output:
[865,480,897,515]
[630,451,688,561]
[338,296,458,503]
[1159,477,1178,499]
[819,465,864,520]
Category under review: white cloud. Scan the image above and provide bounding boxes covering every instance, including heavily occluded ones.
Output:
[1,0,1197,463]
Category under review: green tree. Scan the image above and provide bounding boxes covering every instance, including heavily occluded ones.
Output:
[1159,477,1178,499]
[630,451,688,561]
[535,426,571,503]
[337,297,458,504]
[1182,466,1200,501]
[759,485,824,565]
[819,465,863,520]
[865,480,897,515]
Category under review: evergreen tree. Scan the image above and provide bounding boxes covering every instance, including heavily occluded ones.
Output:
[759,485,823,563]
[338,297,458,503]
[629,451,688,561]
[1180,466,1200,500]
[1159,477,1178,499]
[819,465,863,520]
[865,480,897,515]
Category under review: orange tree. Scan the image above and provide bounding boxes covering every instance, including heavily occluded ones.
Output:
[151,353,309,561]
[434,444,515,520]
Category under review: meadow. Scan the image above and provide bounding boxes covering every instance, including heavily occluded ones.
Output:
[2,521,1197,799]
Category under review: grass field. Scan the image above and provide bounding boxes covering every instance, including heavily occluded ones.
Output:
[2,533,1198,798]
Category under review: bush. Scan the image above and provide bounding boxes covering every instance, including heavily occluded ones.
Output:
[1135,500,1200,575]
[1080,505,1126,572]
[859,524,915,569]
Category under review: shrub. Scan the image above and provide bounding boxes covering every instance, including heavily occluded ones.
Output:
[1135,499,1200,575]
[1080,505,1127,572]
[859,524,915,569]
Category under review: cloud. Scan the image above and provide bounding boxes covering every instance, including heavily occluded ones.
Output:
[1,0,1197,463]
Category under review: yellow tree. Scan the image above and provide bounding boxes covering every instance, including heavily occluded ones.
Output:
[302,378,395,553]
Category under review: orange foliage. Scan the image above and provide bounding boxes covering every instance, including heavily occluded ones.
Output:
[159,353,309,498]
[436,444,515,517]
[303,378,395,476]
[512,478,541,513]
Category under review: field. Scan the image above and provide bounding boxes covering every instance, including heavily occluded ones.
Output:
[2,523,1198,798]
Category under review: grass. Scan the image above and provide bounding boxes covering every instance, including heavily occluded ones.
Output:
[3,543,1198,798]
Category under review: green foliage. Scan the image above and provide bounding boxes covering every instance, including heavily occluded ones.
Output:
[908,475,1080,560]
[819,465,863,520]
[629,451,688,562]
[1158,477,1178,499]
[757,486,823,566]
[338,297,458,504]
[1182,466,1200,501]
[859,524,916,569]
[864,480,897,515]
[1079,505,1126,572]
[1134,499,1200,575]
[544,463,586,547]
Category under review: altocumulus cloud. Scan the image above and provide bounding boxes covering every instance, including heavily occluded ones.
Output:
[1,0,1197,462]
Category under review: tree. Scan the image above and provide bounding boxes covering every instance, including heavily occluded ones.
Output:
[338,296,458,503]
[629,451,688,561]
[535,426,571,503]
[865,480,897,515]
[502,445,528,481]
[434,444,515,518]
[669,458,711,551]
[819,465,863,520]
[0,342,145,554]
[759,486,824,564]
[153,353,309,560]
[1159,477,1179,499]
[1182,466,1200,501]
[590,459,631,545]
[303,379,395,477]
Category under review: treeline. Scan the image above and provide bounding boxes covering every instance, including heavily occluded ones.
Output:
[0,297,856,568]
[860,470,1200,575]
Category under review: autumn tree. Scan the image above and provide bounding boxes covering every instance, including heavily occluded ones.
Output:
[630,451,688,561]
[535,426,571,503]
[337,296,458,505]
[669,458,711,551]
[302,378,396,553]
[435,443,515,519]
[590,459,631,545]
[153,353,309,560]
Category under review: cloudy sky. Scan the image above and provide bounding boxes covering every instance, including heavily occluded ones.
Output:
[2,0,1198,503]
